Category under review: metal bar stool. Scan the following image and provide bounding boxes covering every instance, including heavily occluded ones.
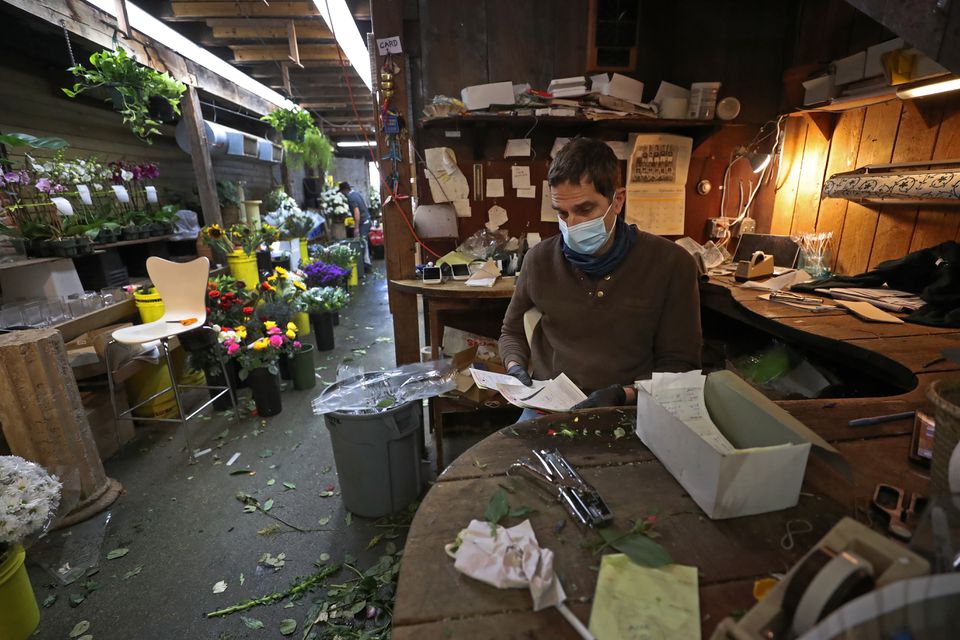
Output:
[105,257,238,461]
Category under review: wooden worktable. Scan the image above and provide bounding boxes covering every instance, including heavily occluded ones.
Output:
[391,274,960,639]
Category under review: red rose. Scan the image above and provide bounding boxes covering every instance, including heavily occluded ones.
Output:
[547,429,557,436]
[220,301,232,310]
[223,292,235,299]
[242,306,254,315]
[209,290,221,299]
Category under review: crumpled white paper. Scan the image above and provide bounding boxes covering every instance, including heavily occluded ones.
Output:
[446,519,565,611]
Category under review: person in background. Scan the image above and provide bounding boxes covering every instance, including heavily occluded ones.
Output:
[338,181,374,270]
[498,137,702,420]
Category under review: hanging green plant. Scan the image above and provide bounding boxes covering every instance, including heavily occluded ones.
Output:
[260,106,316,142]
[63,48,186,144]
[283,129,334,174]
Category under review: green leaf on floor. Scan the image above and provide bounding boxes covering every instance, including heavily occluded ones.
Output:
[345,512,353,526]
[241,615,264,629]
[106,548,129,560]
[375,336,392,343]
[508,506,536,518]
[319,490,336,498]
[69,620,90,637]
[484,489,509,525]
[42,594,57,608]
[267,478,276,486]
[283,482,296,490]
[260,552,286,570]
[366,534,382,550]
[263,499,274,512]
[318,516,331,526]
[597,527,672,567]
[259,449,274,458]
[213,580,227,594]
[68,593,85,607]
[257,524,281,536]
[229,468,254,476]
[364,326,375,330]
[123,565,143,580]
[613,426,626,440]
[319,552,330,562]
[321,466,332,474]
[215,428,230,440]
[279,618,297,636]
[240,573,245,586]
[473,458,488,469]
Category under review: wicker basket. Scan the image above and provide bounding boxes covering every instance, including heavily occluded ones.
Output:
[927,378,960,493]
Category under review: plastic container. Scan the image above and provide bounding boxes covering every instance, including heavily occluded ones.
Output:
[0,545,40,640]
[324,389,424,518]
[348,262,359,287]
[299,239,310,266]
[928,379,960,494]
[293,311,310,337]
[291,344,316,390]
[226,250,258,290]
[133,288,164,323]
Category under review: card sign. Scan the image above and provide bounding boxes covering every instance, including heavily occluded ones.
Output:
[77,184,93,205]
[376,36,402,55]
[51,197,74,216]
[145,185,158,204]
[112,185,130,203]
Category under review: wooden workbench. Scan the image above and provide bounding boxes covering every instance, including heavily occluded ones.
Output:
[391,275,960,639]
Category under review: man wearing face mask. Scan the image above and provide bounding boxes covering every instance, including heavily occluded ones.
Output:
[499,137,702,413]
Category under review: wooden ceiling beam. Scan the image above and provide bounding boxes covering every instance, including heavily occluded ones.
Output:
[229,44,342,63]
[168,2,319,21]
[208,22,333,41]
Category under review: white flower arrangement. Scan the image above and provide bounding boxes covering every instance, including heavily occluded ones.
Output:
[0,456,62,550]
[319,186,350,219]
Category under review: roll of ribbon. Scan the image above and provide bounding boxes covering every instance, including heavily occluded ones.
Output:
[791,550,875,636]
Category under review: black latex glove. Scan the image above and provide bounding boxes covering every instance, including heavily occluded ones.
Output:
[572,384,627,410]
[507,363,533,387]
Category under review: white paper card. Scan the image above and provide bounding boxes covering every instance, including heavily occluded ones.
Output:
[517,186,536,199]
[497,373,587,412]
[51,197,74,216]
[425,147,470,203]
[376,35,402,55]
[112,185,130,203]
[486,205,508,231]
[453,199,472,218]
[504,138,532,158]
[540,180,556,222]
[486,178,505,199]
[526,232,542,247]
[145,185,158,204]
[510,165,531,188]
[76,184,93,205]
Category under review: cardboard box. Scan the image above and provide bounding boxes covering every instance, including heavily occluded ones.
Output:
[802,74,836,105]
[865,38,903,77]
[604,73,644,106]
[635,370,848,519]
[832,51,866,85]
[460,81,515,111]
[82,386,134,460]
[450,346,505,404]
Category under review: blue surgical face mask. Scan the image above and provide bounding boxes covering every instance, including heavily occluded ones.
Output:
[558,201,614,255]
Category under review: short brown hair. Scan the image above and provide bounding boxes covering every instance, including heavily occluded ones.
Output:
[547,137,620,200]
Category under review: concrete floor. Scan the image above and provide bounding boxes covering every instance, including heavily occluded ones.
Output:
[28,262,444,640]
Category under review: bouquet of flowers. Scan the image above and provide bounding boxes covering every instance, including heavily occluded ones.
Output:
[302,260,350,288]
[206,275,257,327]
[1,456,62,556]
[256,266,307,325]
[201,223,269,256]
[319,184,350,220]
[302,286,350,313]
[221,320,300,379]
[322,244,360,270]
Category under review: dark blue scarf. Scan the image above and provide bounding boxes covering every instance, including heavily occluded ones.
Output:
[561,216,637,277]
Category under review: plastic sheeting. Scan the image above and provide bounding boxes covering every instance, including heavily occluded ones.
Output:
[312,359,459,415]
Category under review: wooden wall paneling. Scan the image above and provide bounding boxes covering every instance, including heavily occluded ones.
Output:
[867,100,942,267]
[417,0,488,101]
[814,107,866,269]
[789,118,831,235]
[769,116,809,235]
[485,0,554,90]
[552,0,590,78]
[834,100,902,275]
[911,101,960,251]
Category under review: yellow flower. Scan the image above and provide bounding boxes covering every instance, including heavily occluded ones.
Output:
[293,280,306,291]
[267,274,278,283]
[275,266,288,276]
[286,322,297,330]
[264,321,277,330]
[252,337,269,350]
[285,330,296,339]
[234,326,247,339]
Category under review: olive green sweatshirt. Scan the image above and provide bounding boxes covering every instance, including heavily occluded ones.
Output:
[499,232,702,392]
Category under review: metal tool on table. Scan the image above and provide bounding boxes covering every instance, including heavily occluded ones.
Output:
[508,448,613,528]
[871,483,926,540]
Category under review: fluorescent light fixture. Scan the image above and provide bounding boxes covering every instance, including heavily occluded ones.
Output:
[85,0,297,111]
[337,140,377,148]
[312,0,373,91]
[896,77,960,99]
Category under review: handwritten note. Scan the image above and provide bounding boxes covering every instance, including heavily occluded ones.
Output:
[642,371,736,454]
[486,178,505,199]
[376,36,402,54]
[510,165,531,188]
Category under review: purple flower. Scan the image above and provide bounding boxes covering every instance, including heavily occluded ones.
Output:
[3,172,20,184]
[302,261,350,287]
[35,178,52,193]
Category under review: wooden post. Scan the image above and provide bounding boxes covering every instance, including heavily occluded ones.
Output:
[371,0,421,365]
[182,85,223,226]
[287,20,303,68]
[0,329,122,527]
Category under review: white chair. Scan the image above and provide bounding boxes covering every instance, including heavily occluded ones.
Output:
[105,257,237,459]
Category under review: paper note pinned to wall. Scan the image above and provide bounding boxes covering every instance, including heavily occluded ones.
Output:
[540,180,556,222]
[51,197,73,216]
[486,204,509,231]
[112,185,130,203]
[550,137,571,159]
[625,133,692,236]
[516,186,536,199]
[453,200,472,218]
[76,185,93,205]
[510,165,531,188]
[486,178,505,198]
[145,185,158,204]
[425,147,470,202]
[504,138,532,158]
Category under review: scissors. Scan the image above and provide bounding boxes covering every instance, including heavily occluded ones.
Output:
[871,484,926,540]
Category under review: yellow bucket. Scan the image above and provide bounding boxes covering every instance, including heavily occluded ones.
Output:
[348,261,359,287]
[125,349,199,418]
[293,311,310,337]
[134,289,164,323]
[299,238,311,266]
[0,545,39,640]
[226,250,259,290]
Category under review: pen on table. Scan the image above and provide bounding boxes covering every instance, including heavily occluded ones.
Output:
[848,411,916,428]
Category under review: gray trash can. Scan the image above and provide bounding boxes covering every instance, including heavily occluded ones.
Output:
[324,400,424,518]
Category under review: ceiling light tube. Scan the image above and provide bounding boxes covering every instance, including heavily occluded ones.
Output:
[896,77,960,100]
[336,140,377,148]
[312,0,374,91]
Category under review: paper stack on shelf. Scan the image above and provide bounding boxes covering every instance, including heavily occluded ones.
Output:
[548,76,588,98]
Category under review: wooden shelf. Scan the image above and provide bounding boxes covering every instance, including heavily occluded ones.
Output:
[0,256,62,271]
[54,299,137,343]
[419,114,720,132]
[94,235,175,250]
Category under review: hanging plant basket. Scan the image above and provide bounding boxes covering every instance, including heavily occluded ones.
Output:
[148,95,176,123]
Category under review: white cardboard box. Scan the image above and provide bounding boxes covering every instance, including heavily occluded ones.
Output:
[635,370,847,519]
[832,51,866,85]
[461,81,515,111]
[802,74,836,105]
[605,73,645,106]
[865,38,903,78]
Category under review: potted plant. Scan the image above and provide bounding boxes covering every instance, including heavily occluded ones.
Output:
[256,266,308,339]
[217,180,243,227]
[0,456,61,640]
[260,106,316,143]
[63,48,186,143]
[223,320,296,417]
[282,128,334,176]
[302,286,349,351]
